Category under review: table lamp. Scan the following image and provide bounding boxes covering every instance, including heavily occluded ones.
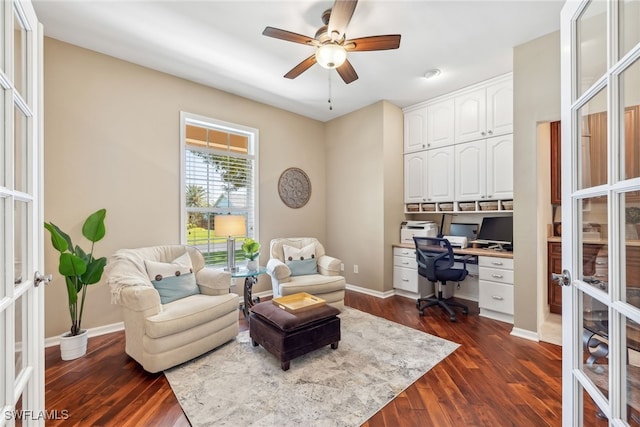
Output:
[215,214,246,271]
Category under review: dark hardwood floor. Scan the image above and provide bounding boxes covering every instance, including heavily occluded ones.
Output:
[45,290,608,426]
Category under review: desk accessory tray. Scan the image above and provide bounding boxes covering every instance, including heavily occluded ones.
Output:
[272,292,326,313]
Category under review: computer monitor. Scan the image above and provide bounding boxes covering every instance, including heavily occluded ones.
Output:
[448,223,478,241]
[476,216,513,250]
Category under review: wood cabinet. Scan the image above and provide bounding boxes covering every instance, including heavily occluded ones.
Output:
[547,242,563,314]
[426,98,455,148]
[404,108,427,153]
[454,78,513,143]
[550,121,562,204]
[455,135,513,201]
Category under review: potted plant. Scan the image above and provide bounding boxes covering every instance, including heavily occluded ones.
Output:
[44,208,107,360]
[241,238,260,270]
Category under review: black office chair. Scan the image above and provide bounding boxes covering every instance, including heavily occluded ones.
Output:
[414,236,469,322]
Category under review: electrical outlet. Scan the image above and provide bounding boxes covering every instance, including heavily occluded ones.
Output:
[340,263,344,272]
[354,264,359,274]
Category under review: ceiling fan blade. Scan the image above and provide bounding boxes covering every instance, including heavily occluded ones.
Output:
[284,55,317,79]
[344,35,401,51]
[262,27,317,46]
[336,59,358,84]
[328,0,358,40]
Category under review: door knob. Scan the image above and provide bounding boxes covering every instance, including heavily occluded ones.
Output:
[34,271,53,287]
[552,269,572,286]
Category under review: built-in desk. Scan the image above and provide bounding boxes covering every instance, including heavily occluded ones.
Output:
[393,243,515,323]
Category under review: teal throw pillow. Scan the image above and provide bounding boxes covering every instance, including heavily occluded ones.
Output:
[151,273,199,304]
[287,258,318,276]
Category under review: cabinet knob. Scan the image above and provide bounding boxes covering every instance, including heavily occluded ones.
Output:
[427,143,431,147]
[402,279,410,282]
[488,130,493,135]
[491,295,504,300]
[491,261,503,266]
[422,144,426,148]
[481,131,486,136]
[491,274,504,279]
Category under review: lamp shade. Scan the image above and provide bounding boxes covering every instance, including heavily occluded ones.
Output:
[316,43,347,69]
[215,215,246,237]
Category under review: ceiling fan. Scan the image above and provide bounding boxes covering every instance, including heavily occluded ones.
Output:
[262,0,401,84]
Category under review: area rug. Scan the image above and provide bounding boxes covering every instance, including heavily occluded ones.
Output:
[164,307,459,426]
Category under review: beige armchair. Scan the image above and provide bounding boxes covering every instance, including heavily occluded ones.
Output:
[106,245,238,373]
[266,237,346,311]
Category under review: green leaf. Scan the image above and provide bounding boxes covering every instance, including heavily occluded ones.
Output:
[75,245,87,261]
[44,222,69,253]
[82,257,107,285]
[58,253,87,277]
[82,208,107,243]
[65,276,78,305]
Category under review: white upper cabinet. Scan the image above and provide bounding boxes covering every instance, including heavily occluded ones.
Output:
[455,135,513,201]
[404,151,427,203]
[455,140,486,201]
[426,99,455,148]
[454,77,513,143]
[426,146,455,202]
[404,108,427,153]
[486,134,514,199]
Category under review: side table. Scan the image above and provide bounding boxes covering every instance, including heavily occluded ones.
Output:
[231,266,267,319]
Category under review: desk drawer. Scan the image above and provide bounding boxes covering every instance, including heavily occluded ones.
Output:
[394,255,417,269]
[479,257,514,270]
[393,266,418,292]
[479,280,514,314]
[394,247,416,258]
[479,267,514,284]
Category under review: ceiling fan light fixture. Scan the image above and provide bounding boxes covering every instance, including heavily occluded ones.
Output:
[316,43,347,69]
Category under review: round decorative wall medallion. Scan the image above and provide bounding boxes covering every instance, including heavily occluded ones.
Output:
[278,167,311,209]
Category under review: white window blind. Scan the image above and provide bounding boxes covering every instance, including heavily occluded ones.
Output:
[181,113,258,266]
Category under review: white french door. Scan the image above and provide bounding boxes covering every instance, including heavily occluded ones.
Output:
[0,1,43,426]
[561,0,640,425]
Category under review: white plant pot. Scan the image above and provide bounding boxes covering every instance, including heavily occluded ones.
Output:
[60,329,88,360]
[247,260,258,271]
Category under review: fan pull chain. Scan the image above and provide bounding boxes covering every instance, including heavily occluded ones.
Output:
[328,71,333,111]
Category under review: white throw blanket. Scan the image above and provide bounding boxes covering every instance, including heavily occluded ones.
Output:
[106,249,154,304]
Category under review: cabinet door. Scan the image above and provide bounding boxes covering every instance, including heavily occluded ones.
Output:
[548,242,563,314]
[455,140,486,201]
[454,88,486,143]
[486,79,513,137]
[426,146,455,202]
[550,121,562,204]
[404,108,427,153]
[426,98,455,148]
[404,151,427,203]
[486,135,513,199]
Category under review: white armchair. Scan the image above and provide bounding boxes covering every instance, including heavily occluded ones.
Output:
[106,245,239,373]
[266,237,346,311]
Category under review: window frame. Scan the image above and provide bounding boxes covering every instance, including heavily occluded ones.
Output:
[179,111,259,267]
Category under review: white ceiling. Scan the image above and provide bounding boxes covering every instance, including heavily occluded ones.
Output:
[33,0,565,122]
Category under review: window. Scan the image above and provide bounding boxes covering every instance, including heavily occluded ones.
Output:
[180,112,258,266]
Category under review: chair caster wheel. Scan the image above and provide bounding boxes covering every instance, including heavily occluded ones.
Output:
[419,310,425,317]
[463,308,469,315]
[416,301,420,309]
[450,316,457,322]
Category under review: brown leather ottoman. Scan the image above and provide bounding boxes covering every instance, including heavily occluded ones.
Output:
[249,301,341,371]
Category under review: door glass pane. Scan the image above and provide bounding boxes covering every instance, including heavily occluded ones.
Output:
[13,10,27,99]
[15,294,24,375]
[0,314,4,411]
[627,318,640,424]
[624,191,640,309]
[584,388,609,425]
[620,0,640,60]
[0,89,5,188]
[14,200,27,287]
[621,58,640,181]
[579,88,608,189]
[0,196,4,299]
[583,295,609,400]
[576,0,607,97]
[582,196,608,286]
[14,104,27,193]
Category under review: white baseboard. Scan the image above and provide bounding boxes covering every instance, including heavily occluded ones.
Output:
[511,327,540,342]
[45,322,125,348]
[345,284,395,299]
